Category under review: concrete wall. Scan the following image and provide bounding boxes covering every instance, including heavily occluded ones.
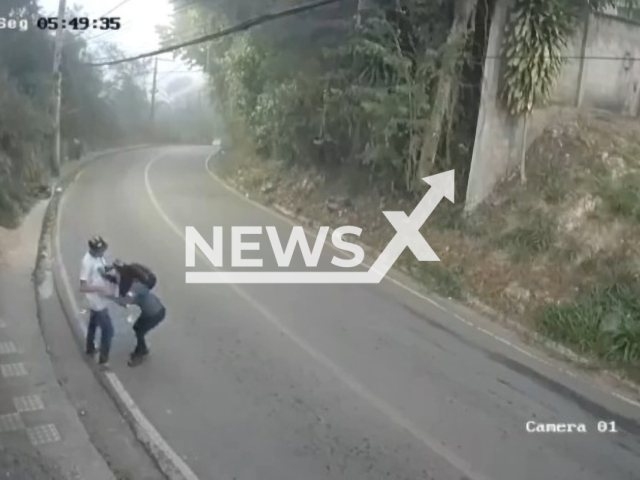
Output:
[465,2,640,212]
[577,14,640,115]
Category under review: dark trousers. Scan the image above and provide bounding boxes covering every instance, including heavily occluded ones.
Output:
[132,308,165,356]
[86,308,114,362]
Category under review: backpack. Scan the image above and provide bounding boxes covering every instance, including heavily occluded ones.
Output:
[131,263,157,290]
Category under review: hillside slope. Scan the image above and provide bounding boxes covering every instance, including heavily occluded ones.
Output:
[217,110,640,373]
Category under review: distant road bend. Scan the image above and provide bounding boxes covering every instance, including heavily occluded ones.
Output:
[57,146,640,480]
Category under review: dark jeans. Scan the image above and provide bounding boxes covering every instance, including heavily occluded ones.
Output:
[132,308,166,356]
[86,308,114,362]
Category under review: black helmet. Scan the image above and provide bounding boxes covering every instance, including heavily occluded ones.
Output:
[88,235,108,252]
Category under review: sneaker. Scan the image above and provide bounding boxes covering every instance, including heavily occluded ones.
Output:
[128,352,148,367]
[98,355,110,368]
[127,356,142,367]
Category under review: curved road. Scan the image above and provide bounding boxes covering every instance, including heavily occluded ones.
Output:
[57,146,640,480]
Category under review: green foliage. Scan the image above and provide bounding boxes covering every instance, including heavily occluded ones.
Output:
[0,1,155,225]
[319,10,437,189]
[502,0,576,115]
[538,279,640,364]
[162,0,452,193]
[597,172,640,221]
[502,0,640,116]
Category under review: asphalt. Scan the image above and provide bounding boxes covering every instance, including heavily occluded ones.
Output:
[56,145,640,480]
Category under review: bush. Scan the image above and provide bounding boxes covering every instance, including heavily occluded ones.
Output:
[538,279,640,364]
[598,172,640,222]
[0,70,49,227]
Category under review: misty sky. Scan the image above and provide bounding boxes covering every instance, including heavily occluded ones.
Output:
[37,0,194,70]
[37,0,205,97]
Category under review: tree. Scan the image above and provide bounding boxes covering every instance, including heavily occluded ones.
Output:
[417,0,477,183]
[501,0,636,184]
[158,0,483,193]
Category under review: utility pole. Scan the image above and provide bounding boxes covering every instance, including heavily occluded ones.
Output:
[150,57,158,123]
[51,0,67,177]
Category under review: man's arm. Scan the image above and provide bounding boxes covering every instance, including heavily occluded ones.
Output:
[80,280,109,294]
[107,293,136,307]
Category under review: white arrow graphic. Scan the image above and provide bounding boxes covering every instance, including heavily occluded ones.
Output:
[185,170,454,284]
[366,170,455,282]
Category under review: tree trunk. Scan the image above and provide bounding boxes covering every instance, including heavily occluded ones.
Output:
[520,112,528,185]
[417,0,477,183]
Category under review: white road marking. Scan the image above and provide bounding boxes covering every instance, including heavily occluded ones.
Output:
[0,412,25,432]
[612,392,640,410]
[204,152,640,410]
[146,154,490,480]
[0,341,18,355]
[105,372,199,480]
[55,172,200,480]
[26,424,61,446]
[14,394,45,413]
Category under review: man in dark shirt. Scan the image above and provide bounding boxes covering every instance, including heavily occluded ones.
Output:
[108,276,166,367]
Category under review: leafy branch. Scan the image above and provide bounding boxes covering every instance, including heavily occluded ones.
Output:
[502,0,576,116]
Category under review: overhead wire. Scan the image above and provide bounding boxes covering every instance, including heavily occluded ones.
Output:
[82,0,205,43]
[73,0,139,39]
[81,0,343,66]
[78,0,640,70]
[102,0,137,17]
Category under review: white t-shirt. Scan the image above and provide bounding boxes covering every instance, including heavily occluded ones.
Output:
[79,252,111,311]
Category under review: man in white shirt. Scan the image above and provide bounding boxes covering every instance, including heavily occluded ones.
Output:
[79,235,115,367]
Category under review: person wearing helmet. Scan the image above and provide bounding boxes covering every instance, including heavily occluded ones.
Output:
[79,235,116,367]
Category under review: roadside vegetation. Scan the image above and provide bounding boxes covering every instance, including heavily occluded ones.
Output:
[216,110,640,375]
[0,0,197,228]
[4,0,640,374]
[160,0,640,375]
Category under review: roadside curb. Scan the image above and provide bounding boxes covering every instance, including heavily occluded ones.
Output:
[36,145,200,480]
[206,151,640,404]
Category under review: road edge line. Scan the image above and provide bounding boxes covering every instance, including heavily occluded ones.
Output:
[203,151,640,409]
[42,147,200,480]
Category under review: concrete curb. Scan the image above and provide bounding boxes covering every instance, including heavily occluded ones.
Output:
[207,151,640,402]
[37,145,200,480]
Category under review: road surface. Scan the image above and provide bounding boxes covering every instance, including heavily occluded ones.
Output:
[56,146,640,480]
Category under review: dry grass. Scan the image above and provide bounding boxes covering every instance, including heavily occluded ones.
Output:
[216,110,640,366]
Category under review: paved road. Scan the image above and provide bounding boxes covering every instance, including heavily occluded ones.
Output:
[57,146,640,480]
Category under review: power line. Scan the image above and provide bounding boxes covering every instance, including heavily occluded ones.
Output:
[82,19,134,42]
[78,0,640,68]
[81,0,343,66]
[73,0,137,38]
[102,0,136,16]
[482,53,640,61]
[83,0,205,43]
